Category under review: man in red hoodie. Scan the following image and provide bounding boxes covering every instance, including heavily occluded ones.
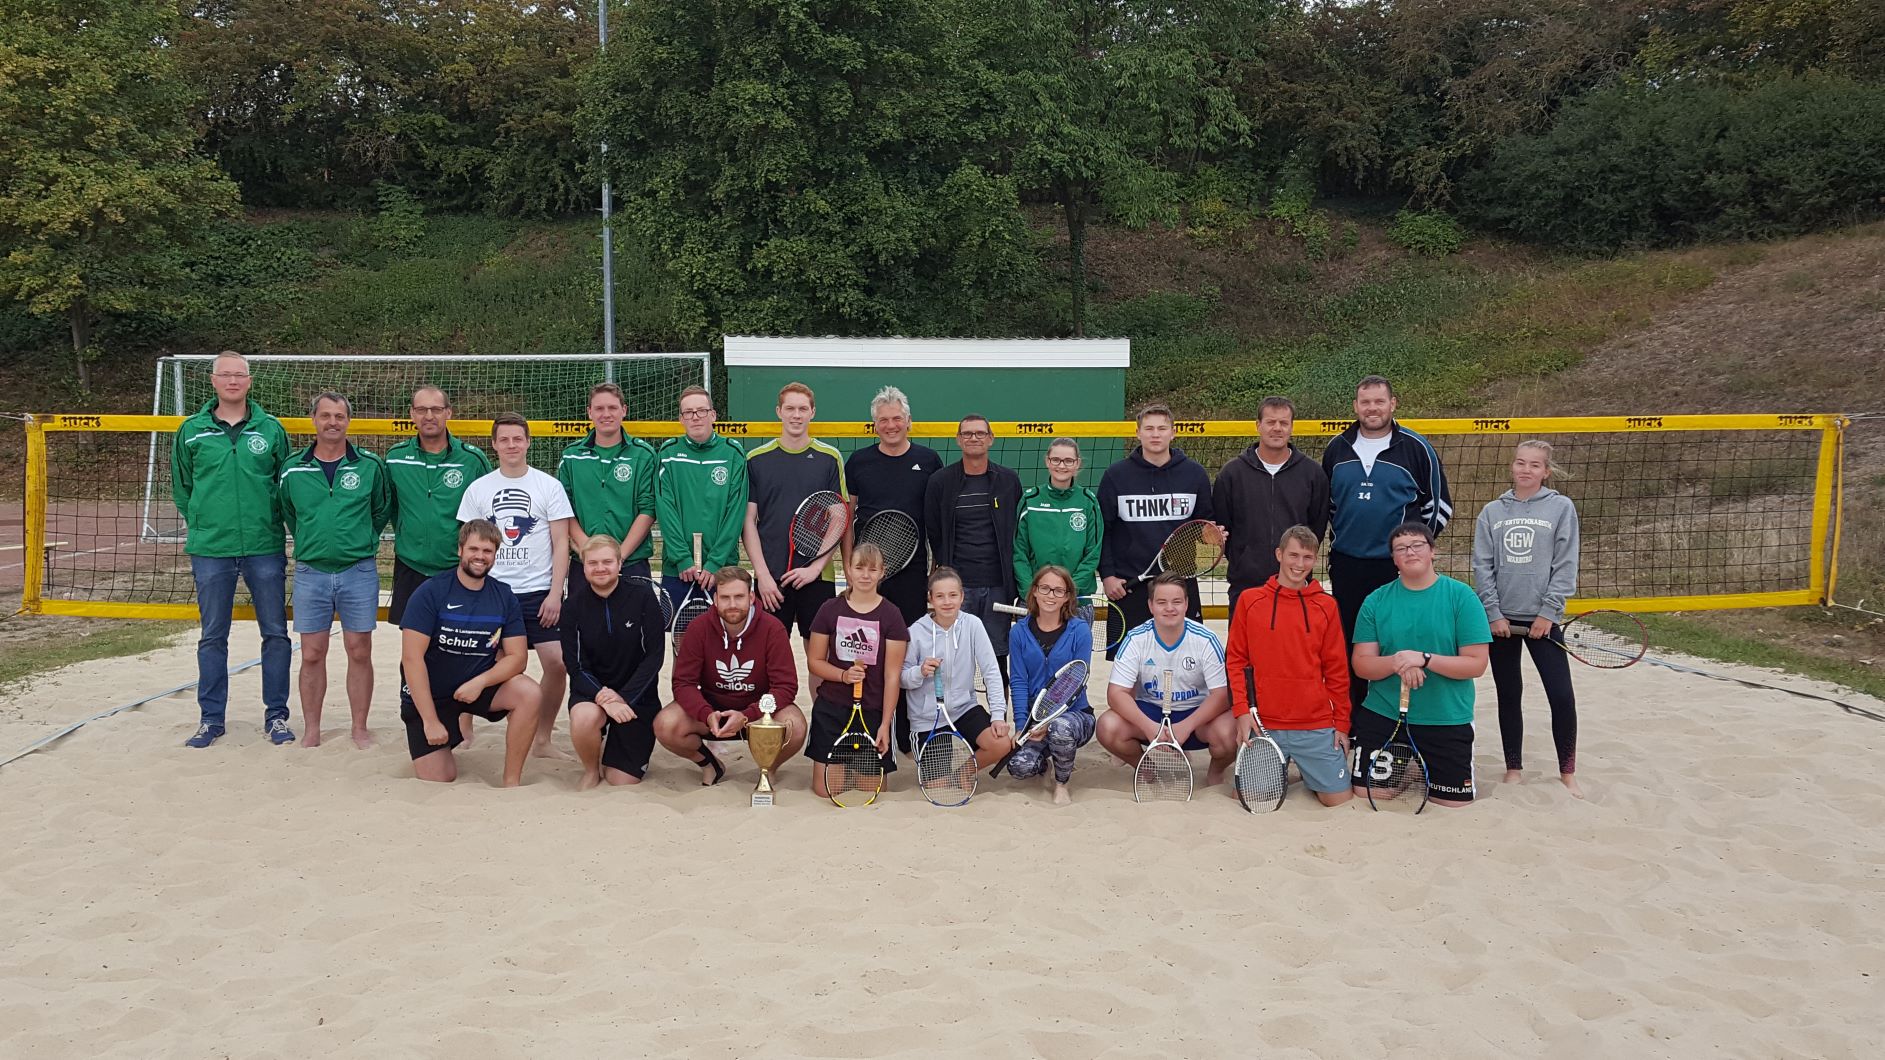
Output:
[1226,525,1353,806]
[654,566,805,785]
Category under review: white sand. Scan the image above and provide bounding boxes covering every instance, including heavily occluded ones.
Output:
[2,621,1882,1058]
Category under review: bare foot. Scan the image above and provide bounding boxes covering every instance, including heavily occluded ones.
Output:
[304,730,323,749]
[531,739,574,761]
[1204,765,1226,787]
[459,716,475,749]
[351,728,374,750]
[1503,769,1523,784]
[578,769,602,791]
[1051,781,1071,806]
[1560,773,1584,799]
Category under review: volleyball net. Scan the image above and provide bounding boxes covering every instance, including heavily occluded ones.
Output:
[18,413,1846,620]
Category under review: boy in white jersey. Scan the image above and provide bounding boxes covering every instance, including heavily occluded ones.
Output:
[456,412,575,759]
[1097,572,1238,785]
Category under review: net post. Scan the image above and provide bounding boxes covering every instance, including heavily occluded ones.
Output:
[21,416,47,615]
[1815,417,1847,602]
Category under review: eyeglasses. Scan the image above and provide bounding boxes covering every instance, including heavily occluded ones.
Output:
[1035,586,1070,598]
[1391,542,1432,555]
[410,406,448,416]
[958,430,991,439]
[1045,457,1079,466]
[680,408,715,419]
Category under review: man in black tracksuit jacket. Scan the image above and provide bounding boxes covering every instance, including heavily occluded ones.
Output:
[1098,406,1215,657]
[924,415,1024,680]
[561,545,668,785]
[1213,397,1330,612]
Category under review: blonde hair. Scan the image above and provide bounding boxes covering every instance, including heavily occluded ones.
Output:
[1515,439,1570,480]
[580,534,621,557]
[841,542,885,600]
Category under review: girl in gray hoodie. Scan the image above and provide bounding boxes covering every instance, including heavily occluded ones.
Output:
[902,567,1012,772]
[1472,441,1584,797]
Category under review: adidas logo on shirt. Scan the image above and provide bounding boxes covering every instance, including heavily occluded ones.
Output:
[715,655,756,693]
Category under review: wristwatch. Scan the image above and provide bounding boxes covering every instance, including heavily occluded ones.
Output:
[1421,652,1433,669]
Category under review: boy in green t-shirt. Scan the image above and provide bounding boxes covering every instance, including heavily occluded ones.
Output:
[1349,521,1492,806]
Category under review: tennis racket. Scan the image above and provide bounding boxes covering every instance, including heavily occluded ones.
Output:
[1364,682,1429,813]
[788,490,852,569]
[1548,610,1648,669]
[1233,666,1287,813]
[916,659,977,807]
[670,532,711,648]
[853,509,921,576]
[1135,519,1226,582]
[625,576,674,628]
[1133,667,1193,802]
[994,595,1125,653]
[827,645,883,808]
[990,657,1088,778]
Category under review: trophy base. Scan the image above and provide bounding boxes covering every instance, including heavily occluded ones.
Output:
[751,793,774,807]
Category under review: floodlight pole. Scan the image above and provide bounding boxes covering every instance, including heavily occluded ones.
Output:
[599,0,617,368]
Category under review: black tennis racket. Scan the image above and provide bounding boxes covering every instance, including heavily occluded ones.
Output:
[1550,610,1648,669]
[670,531,711,649]
[853,509,920,576]
[788,490,851,569]
[1364,682,1428,813]
[827,645,882,808]
[916,659,977,807]
[1135,519,1226,582]
[1233,666,1287,813]
[1133,668,1193,802]
[625,576,674,628]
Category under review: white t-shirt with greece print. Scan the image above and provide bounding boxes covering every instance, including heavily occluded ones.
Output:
[456,466,574,594]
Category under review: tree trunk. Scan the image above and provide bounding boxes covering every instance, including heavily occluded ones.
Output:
[69,300,91,391]
[1064,190,1087,337]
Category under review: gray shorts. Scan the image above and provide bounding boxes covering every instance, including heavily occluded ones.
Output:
[1269,727,1350,793]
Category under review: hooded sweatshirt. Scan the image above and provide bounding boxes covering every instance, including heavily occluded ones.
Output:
[1471,486,1581,624]
[1226,576,1350,733]
[1212,445,1330,590]
[1097,446,1214,581]
[655,431,748,573]
[671,605,799,722]
[900,612,1007,733]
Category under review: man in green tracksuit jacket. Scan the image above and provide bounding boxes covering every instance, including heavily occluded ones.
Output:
[1013,438,1104,599]
[384,385,491,623]
[278,392,393,750]
[557,382,659,577]
[655,386,748,605]
[170,351,294,749]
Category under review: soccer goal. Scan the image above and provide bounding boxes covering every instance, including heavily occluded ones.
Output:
[137,352,710,541]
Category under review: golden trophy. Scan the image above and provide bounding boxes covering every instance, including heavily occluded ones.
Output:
[748,693,786,807]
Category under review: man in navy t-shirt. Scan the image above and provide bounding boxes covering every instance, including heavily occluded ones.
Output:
[398,519,543,786]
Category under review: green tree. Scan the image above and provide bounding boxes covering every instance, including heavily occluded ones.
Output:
[0,0,240,387]
[579,0,1038,341]
[1003,0,1268,334]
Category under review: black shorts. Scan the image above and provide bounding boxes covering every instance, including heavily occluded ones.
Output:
[915,704,996,750]
[805,698,897,772]
[513,589,561,645]
[568,698,658,779]
[769,578,835,639]
[388,559,436,625]
[1349,706,1476,802]
[398,681,505,760]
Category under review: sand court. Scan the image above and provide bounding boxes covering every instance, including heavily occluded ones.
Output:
[2,622,1882,1057]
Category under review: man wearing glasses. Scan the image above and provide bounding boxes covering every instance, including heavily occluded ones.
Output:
[1348,521,1490,807]
[385,386,492,624]
[1012,438,1102,601]
[923,414,1024,681]
[655,386,748,607]
[171,351,294,747]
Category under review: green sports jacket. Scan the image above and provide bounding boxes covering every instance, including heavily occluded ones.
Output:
[654,432,748,573]
[384,432,492,575]
[278,443,394,573]
[170,398,292,558]
[556,430,659,566]
[1013,483,1103,596]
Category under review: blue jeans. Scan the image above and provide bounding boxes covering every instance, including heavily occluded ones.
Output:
[190,553,291,726]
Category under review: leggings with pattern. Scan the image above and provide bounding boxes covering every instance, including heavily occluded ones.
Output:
[1005,711,1097,784]
[1490,628,1578,774]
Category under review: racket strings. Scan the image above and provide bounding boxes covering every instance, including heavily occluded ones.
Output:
[917,734,977,803]
[1560,614,1648,668]
[855,511,920,574]
[791,493,850,561]
[1133,744,1193,801]
[829,736,883,806]
[1233,737,1288,810]
[1158,522,1224,578]
[1366,743,1428,809]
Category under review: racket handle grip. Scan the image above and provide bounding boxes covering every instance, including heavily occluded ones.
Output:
[991,603,1027,616]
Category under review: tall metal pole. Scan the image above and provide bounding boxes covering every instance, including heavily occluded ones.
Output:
[599,0,617,368]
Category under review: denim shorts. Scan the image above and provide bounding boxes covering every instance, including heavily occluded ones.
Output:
[292,558,380,633]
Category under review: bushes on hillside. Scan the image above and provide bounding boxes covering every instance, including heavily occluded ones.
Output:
[1463,76,1885,251]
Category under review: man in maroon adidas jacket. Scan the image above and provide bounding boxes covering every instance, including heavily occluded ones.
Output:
[654,566,806,786]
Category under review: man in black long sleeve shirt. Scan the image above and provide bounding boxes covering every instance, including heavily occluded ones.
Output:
[562,535,667,789]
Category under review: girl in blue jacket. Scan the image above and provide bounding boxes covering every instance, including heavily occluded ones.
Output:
[1005,565,1095,804]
